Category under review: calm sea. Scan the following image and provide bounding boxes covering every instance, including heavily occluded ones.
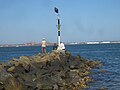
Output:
[0,44,120,90]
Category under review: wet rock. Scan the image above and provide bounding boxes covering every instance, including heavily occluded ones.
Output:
[99,87,107,90]
[100,70,107,73]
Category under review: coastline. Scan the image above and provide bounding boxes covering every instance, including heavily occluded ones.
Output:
[0,41,120,47]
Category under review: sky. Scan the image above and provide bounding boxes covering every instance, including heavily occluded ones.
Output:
[0,0,120,44]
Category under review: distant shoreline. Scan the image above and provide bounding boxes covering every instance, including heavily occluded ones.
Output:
[0,41,120,48]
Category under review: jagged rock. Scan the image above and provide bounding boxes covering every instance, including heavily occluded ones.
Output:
[34,56,41,63]
[9,59,20,66]
[0,65,4,72]
[7,66,15,72]
[4,76,24,90]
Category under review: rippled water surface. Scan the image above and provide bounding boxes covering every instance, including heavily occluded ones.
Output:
[0,44,120,90]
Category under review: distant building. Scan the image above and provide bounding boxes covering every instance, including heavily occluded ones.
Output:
[101,41,110,44]
[86,42,99,44]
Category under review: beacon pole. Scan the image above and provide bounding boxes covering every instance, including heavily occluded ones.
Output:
[57,15,61,50]
[54,7,61,50]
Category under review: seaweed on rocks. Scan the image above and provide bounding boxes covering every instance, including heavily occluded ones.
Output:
[0,50,102,90]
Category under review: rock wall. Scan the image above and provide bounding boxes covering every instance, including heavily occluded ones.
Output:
[0,51,102,90]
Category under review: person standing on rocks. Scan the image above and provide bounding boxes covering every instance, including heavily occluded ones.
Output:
[60,42,65,50]
[53,43,58,50]
[41,38,47,53]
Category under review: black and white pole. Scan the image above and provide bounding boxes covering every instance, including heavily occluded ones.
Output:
[54,7,61,50]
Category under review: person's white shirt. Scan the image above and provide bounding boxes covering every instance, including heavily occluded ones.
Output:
[60,42,65,50]
[41,40,46,47]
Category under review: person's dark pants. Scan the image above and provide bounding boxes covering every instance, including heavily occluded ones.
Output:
[42,47,46,53]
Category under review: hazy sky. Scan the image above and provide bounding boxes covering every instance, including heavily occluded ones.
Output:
[0,0,120,44]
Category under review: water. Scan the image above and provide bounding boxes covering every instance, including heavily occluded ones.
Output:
[0,46,53,62]
[0,44,120,90]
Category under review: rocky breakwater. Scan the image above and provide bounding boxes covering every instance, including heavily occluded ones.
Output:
[0,51,102,90]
